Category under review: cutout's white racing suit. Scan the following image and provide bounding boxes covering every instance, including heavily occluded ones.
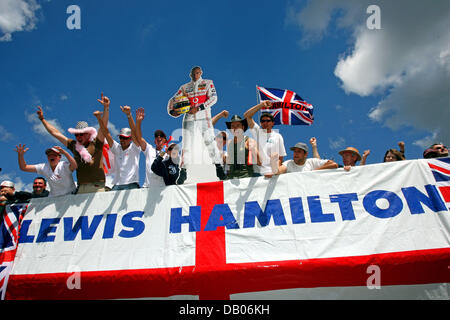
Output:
[168,77,222,167]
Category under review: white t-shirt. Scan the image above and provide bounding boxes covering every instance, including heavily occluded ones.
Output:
[35,161,76,197]
[249,123,287,175]
[283,158,328,173]
[143,142,166,188]
[110,141,141,186]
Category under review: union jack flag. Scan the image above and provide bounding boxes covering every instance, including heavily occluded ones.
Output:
[257,86,314,126]
[427,157,450,210]
[0,203,27,300]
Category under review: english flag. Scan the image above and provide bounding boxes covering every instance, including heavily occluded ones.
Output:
[5,159,450,300]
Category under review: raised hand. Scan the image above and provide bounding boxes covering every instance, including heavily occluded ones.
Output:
[120,105,132,116]
[37,106,44,120]
[136,107,145,121]
[52,146,66,155]
[15,144,29,155]
[93,110,103,119]
[261,101,272,109]
[97,92,110,108]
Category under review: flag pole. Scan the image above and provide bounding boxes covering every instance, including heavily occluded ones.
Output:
[255,85,261,120]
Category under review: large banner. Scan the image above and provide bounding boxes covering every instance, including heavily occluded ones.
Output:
[5,158,450,299]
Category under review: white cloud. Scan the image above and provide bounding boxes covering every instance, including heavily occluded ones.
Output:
[94,121,120,138]
[0,125,14,142]
[288,0,450,145]
[328,136,345,150]
[0,0,41,41]
[412,131,439,149]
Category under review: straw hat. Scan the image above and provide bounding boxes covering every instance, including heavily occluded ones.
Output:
[338,147,362,161]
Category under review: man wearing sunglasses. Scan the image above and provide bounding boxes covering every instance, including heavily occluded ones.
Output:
[244,101,287,178]
[94,105,141,191]
[423,143,449,159]
[37,92,110,194]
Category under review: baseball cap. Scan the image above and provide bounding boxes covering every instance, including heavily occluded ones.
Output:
[290,142,309,153]
[118,128,132,138]
[0,180,14,188]
[45,147,61,155]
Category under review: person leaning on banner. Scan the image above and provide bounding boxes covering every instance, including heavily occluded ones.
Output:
[151,143,186,186]
[225,115,261,179]
[31,177,50,198]
[338,147,370,171]
[274,142,338,174]
[383,142,406,162]
[243,101,287,178]
[423,143,448,159]
[15,144,77,197]
[37,92,110,194]
[94,105,141,191]
[0,180,32,206]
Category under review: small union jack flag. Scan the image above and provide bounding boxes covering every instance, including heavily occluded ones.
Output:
[257,86,314,126]
[427,157,450,210]
[0,203,28,300]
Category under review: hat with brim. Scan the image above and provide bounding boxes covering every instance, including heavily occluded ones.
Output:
[0,180,14,188]
[45,147,61,155]
[226,115,248,132]
[118,128,132,138]
[68,121,97,142]
[338,147,362,161]
[290,142,309,153]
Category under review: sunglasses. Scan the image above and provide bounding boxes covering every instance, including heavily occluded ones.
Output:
[260,119,273,123]
[119,136,131,140]
[74,133,87,137]
[435,146,448,150]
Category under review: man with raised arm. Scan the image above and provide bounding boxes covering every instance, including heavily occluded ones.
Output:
[37,92,110,194]
[134,107,169,188]
[94,105,141,191]
[244,101,287,178]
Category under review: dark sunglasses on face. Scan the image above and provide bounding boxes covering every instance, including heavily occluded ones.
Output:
[75,133,86,137]
[260,119,273,123]
[119,136,131,140]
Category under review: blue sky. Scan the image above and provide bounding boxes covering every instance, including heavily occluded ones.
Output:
[1,0,449,191]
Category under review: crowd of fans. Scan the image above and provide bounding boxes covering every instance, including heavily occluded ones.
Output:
[0,68,448,206]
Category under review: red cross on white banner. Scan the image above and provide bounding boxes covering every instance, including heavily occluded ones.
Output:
[5,179,450,300]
